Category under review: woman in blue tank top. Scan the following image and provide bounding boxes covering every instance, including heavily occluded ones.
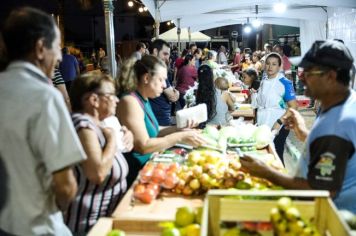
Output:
[116,55,206,187]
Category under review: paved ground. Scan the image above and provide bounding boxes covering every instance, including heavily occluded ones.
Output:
[284,107,317,174]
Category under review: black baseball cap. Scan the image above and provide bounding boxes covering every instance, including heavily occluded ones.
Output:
[298,40,354,70]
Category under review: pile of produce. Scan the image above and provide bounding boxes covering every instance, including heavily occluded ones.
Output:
[133,162,179,203]
[159,206,202,236]
[133,150,279,203]
[201,124,274,151]
[270,197,320,236]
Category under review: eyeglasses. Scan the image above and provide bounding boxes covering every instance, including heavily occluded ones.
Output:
[96,92,117,100]
[300,70,326,78]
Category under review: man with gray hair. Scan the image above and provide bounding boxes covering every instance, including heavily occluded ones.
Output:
[0,7,86,235]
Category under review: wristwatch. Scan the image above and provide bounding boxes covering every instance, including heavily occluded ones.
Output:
[277,119,283,125]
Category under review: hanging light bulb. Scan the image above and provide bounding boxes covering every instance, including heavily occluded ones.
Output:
[143,6,148,11]
[138,7,144,13]
[252,19,262,28]
[128,1,134,7]
[243,25,252,34]
[273,2,287,13]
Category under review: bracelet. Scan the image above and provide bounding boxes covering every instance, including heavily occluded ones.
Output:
[277,119,283,125]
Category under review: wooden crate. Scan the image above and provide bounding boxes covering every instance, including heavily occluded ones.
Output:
[201,190,351,236]
[88,217,159,236]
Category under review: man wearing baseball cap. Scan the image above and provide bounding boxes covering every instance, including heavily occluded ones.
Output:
[241,40,356,213]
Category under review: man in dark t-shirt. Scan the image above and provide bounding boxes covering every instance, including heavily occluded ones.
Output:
[240,40,356,214]
[149,39,179,126]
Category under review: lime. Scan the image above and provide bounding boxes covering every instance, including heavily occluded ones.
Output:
[175,207,195,227]
[161,227,180,236]
[107,229,125,236]
[185,224,200,236]
[195,207,203,224]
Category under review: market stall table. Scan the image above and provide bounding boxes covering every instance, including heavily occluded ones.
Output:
[89,144,283,235]
[109,188,203,235]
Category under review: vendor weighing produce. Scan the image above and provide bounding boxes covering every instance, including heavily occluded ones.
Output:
[241,40,356,214]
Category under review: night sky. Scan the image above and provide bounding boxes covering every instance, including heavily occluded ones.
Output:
[0,0,159,46]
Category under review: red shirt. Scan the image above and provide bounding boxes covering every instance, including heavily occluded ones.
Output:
[175,57,184,70]
[282,55,291,72]
[232,53,241,72]
[175,65,198,94]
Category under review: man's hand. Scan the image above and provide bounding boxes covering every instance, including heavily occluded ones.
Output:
[121,126,134,152]
[164,87,179,102]
[52,167,78,211]
[282,108,309,142]
[239,155,271,179]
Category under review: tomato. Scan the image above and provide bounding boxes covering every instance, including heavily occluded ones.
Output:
[257,222,273,231]
[242,221,257,231]
[155,163,167,170]
[136,188,156,204]
[162,172,178,189]
[139,169,153,183]
[133,183,146,198]
[151,168,166,183]
[146,182,160,195]
[167,162,180,172]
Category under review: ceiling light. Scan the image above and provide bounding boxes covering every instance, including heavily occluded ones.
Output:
[128,1,134,7]
[273,2,287,13]
[143,6,148,11]
[138,7,144,12]
[243,25,252,34]
[167,21,171,26]
[252,19,262,28]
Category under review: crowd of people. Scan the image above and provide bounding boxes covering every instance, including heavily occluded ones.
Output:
[0,6,355,236]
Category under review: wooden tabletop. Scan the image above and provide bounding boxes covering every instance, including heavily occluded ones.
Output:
[111,188,203,234]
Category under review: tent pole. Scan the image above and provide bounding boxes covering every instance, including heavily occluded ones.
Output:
[103,0,116,78]
[177,18,181,52]
[188,27,191,45]
[154,0,160,38]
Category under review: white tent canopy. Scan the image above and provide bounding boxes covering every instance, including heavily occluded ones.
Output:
[142,0,355,30]
[152,27,211,42]
[142,0,356,56]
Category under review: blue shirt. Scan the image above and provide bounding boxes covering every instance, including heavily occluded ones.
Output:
[59,54,78,82]
[149,78,173,126]
[297,90,356,213]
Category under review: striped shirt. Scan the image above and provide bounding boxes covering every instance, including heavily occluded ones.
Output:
[65,113,129,234]
[52,68,65,86]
